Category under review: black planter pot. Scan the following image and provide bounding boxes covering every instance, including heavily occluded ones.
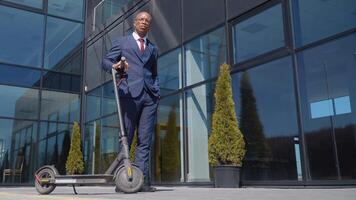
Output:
[213,165,241,188]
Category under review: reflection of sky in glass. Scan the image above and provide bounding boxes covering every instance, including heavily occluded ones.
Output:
[232,56,298,138]
[48,0,84,21]
[185,27,226,86]
[310,99,334,118]
[334,96,351,115]
[310,96,352,119]
[4,0,42,8]
[292,0,356,46]
[158,48,181,95]
[0,85,38,118]
[45,16,83,71]
[0,64,41,87]
[233,4,284,63]
[0,5,44,67]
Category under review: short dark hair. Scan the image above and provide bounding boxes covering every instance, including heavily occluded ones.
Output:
[134,11,152,21]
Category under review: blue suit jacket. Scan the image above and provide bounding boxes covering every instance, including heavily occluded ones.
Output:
[102,34,160,98]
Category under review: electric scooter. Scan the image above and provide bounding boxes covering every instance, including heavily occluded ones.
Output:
[34,57,144,194]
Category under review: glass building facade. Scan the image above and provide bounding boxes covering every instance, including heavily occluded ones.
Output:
[0,0,84,184]
[0,0,356,186]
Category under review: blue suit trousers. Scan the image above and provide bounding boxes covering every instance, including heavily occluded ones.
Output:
[120,87,158,178]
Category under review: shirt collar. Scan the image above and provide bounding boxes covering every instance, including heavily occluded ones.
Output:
[132,32,147,43]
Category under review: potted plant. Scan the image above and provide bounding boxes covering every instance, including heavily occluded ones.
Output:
[208,64,246,188]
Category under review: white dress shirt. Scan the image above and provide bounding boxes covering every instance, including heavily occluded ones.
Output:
[132,32,147,50]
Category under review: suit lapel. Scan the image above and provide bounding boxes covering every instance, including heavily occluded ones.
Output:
[128,35,144,63]
[141,40,153,64]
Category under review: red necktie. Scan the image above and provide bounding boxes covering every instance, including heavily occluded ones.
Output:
[138,38,145,53]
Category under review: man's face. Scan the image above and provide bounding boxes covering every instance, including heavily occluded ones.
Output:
[134,12,151,36]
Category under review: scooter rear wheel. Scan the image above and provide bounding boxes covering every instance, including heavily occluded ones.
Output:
[34,168,56,195]
[115,165,144,193]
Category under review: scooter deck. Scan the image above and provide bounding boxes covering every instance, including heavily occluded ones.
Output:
[54,174,114,185]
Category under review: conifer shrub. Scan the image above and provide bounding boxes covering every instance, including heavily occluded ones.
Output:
[208,64,246,166]
[65,122,85,175]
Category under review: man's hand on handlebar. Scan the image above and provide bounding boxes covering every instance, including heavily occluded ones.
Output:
[112,60,128,72]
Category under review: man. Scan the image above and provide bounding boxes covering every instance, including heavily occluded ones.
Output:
[102,11,159,192]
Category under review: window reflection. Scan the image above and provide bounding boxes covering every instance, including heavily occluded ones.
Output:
[232,56,300,180]
[85,87,102,122]
[0,85,39,119]
[0,64,41,88]
[93,0,130,30]
[100,115,120,173]
[186,83,214,182]
[158,48,181,96]
[310,99,334,119]
[155,94,182,183]
[86,39,103,91]
[185,27,226,86]
[38,122,71,174]
[0,5,44,68]
[102,81,116,116]
[0,119,38,183]
[40,90,80,123]
[310,96,352,119]
[4,0,42,8]
[298,33,356,180]
[42,70,81,93]
[292,0,356,46]
[233,3,285,63]
[48,0,84,21]
[45,16,83,73]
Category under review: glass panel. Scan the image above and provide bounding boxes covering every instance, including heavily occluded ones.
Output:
[4,0,42,8]
[48,0,84,21]
[84,121,93,173]
[150,0,181,53]
[93,0,129,29]
[158,48,181,96]
[103,25,123,82]
[154,94,183,183]
[185,27,226,86]
[182,0,225,42]
[0,119,38,184]
[102,81,116,116]
[38,122,71,174]
[105,24,123,54]
[45,16,83,73]
[233,4,284,63]
[102,0,129,22]
[297,33,356,180]
[0,64,41,88]
[186,83,214,182]
[85,86,102,122]
[40,90,80,123]
[0,5,44,68]
[292,0,356,46]
[232,56,300,180]
[310,99,334,119]
[84,120,99,174]
[99,115,120,173]
[42,70,81,93]
[86,39,103,91]
[334,96,351,115]
[0,85,39,119]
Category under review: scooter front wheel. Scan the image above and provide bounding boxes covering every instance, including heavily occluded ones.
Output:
[115,165,144,193]
[34,167,56,195]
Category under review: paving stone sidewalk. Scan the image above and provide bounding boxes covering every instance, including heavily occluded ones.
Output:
[0,186,355,200]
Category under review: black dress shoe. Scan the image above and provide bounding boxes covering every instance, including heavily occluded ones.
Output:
[139,185,156,192]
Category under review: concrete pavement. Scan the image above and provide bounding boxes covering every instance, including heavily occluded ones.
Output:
[0,186,355,200]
